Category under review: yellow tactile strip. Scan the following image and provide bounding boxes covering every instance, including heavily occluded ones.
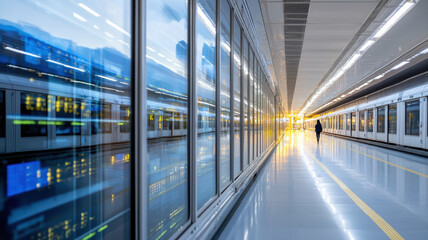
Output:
[307,151,404,240]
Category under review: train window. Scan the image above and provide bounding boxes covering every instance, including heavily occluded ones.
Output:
[174,112,181,130]
[55,96,81,136]
[148,112,156,131]
[388,104,397,134]
[351,113,356,131]
[242,35,249,167]
[90,102,112,134]
[359,111,365,131]
[120,106,130,133]
[233,16,241,177]
[367,109,373,132]
[339,115,343,130]
[163,112,172,131]
[20,92,48,137]
[195,0,216,209]
[220,0,231,190]
[377,107,385,133]
[146,0,189,238]
[2,1,132,239]
[0,90,5,137]
[346,114,350,130]
[405,100,420,136]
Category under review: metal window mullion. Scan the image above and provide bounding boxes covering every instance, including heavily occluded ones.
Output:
[229,5,235,182]
[216,0,221,197]
[134,0,146,237]
[239,23,244,174]
[189,0,197,223]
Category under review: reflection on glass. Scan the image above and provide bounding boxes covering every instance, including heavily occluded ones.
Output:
[120,106,130,133]
[242,35,249,167]
[233,17,241,178]
[405,100,419,136]
[249,49,254,162]
[196,0,216,209]
[377,107,385,133]
[388,105,397,134]
[351,113,356,131]
[0,90,4,137]
[367,109,373,132]
[146,0,189,239]
[359,111,365,131]
[339,115,343,130]
[220,0,231,190]
[0,0,132,239]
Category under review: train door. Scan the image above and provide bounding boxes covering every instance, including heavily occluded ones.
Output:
[422,97,428,149]
[15,90,49,152]
[351,112,356,137]
[375,106,387,142]
[387,104,398,144]
[402,99,423,148]
[366,108,374,140]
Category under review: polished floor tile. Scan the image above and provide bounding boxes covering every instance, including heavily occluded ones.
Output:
[218,131,428,240]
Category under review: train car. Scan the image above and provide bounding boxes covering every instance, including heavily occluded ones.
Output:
[305,73,428,150]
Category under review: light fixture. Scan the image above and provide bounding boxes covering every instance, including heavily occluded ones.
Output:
[298,0,416,116]
[78,3,100,17]
[47,59,85,72]
[73,12,87,22]
[4,46,40,58]
[106,19,130,37]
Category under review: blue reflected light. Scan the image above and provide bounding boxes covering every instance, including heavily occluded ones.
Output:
[7,161,49,197]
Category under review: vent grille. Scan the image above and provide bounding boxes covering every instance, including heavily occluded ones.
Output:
[283,1,310,110]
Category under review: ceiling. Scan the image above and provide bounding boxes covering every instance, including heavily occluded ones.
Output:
[259,0,379,114]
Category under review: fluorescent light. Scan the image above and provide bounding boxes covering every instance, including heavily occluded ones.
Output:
[359,40,375,52]
[341,53,361,71]
[420,47,428,54]
[391,60,409,70]
[96,75,117,82]
[78,3,100,17]
[105,19,130,37]
[104,32,114,38]
[373,74,384,80]
[373,2,415,39]
[73,12,87,22]
[4,46,40,58]
[119,82,129,85]
[118,40,130,47]
[93,25,99,30]
[47,59,85,72]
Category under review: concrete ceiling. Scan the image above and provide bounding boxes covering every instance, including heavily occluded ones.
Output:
[259,0,379,114]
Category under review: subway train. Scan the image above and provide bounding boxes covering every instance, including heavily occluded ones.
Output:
[305,73,428,150]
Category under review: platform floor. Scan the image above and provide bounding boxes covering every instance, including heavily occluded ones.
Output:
[218,131,428,240]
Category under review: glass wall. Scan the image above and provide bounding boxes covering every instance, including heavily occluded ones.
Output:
[249,49,254,162]
[242,35,249,167]
[233,17,241,178]
[0,0,132,239]
[359,111,365,131]
[377,107,385,133]
[146,0,189,238]
[367,109,373,132]
[388,104,397,134]
[219,0,231,190]
[195,0,217,209]
[405,100,420,136]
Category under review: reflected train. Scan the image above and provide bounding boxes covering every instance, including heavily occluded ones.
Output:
[305,73,428,150]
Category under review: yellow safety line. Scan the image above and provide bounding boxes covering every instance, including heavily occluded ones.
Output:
[306,151,404,240]
[343,145,428,179]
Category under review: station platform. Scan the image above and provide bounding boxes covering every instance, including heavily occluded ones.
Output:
[218,131,428,240]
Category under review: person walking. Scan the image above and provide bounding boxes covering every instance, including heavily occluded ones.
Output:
[315,120,322,143]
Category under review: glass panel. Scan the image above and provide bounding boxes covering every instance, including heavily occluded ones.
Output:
[233,17,241,178]
[249,49,254,162]
[220,0,231,190]
[359,111,365,131]
[146,0,189,238]
[0,90,4,137]
[347,114,350,130]
[0,0,132,239]
[405,100,419,136]
[377,107,385,133]
[388,105,397,134]
[242,36,249,167]
[351,113,356,131]
[367,110,373,132]
[195,0,216,209]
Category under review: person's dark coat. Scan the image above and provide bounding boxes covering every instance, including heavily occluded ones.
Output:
[315,120,323,133]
